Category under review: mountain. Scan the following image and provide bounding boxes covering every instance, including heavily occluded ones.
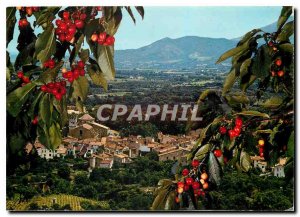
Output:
[115,18,294,70]
[114,36,237,69]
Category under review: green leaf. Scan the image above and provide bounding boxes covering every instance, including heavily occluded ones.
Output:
[105,7,122,36]
[86,64,108,90]
[34,24,56,64]
[8,133,26,154]
[277,6,293,30]
[222,68,237,95]
[34,7,61,28]
[287,131,294,157]
[208,152,222,185]
[164,191,177,210]
[237,29,261,46]
[71,76,89,112]
[28,91,44,119]
[39,94,52,127]
[125,7,136,24]
[7,83,37,117]
[96,45,115,80]
[53,95,68,127]
[278,43,293,54]
[194,143,212,161]
[261,96,283,109]
[38,61,63,83]
[240,58,252,78]
[79,49,90,63]
[236,110,270,118]
[277,21,294,42]
[240,75,257,92]
[49,122,62,149]
[6,7,16,47]
[14,42,36,69]
[216,42,248,64]
[240,151,252,172]
[251,45,272,79]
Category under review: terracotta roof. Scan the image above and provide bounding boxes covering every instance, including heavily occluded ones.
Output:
[82,123,93,130]
[56,146,67,154]
[63,137,78,143]
[114,153,129,159]
[79,114,95,121]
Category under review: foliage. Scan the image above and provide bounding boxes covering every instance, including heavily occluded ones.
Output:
[152,6,294,210]
[6,6,144,173]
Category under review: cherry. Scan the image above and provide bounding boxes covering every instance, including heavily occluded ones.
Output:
[75,19,84,29]
[32,116,38,125]
[55,93,63,101]
[98,32,107,44]
[268,41,274,47]
[61,68,67,74]
[213,149,222,158]
[192,181,200,190]
[259,152,264,158]
[65,34,73,42]
[47,82,55,89]
[277,70,284,77]
[17,71,24,79]
[80,13,87,20]
[59,22,67,31]
[22,76,30,83]
[48,59,55,69]
[259,147,264,153]
[271,71,276,77]
[177,182,184,188]
[233,126,241,135]
[60,80,66,86]
[68,76,75,83]
[79,69,85,76]
[175,197,180,203]
[235,117,243,127]
[200,172,208,181]
[219,126,227,135]
[55,28,64,35]
[96,6,102,11]
[275,59,282,66]
[202,182,209,190]
[184,185,189,191]
[32,7,39,12]
[73,69,80,79]
[19,19,29,28]
[177,187,183,194]
[185,177,193,186]
[26,7,33,16]
[228,129,236,139]
[191,159,200,168]
[55,19,62,26]
[41,85,48,92]
[63,11,70,20]
[58,34,66,42]
[105,36,115,46]
[182,168,189,176]
[67,26,76,35]
[78,61,85,69]
[91,33,98,42]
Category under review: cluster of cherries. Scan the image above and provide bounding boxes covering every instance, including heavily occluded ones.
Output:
[270,58,284,77]
[219,117,243,140]
[17,7,40,28]
[62,60,86,82]
[40,80,67,101]
[257,139,265,158]
[43,59,56,69]
[55,10,86,43]
[17,71,30,86]
[90,32,115,46]
[32,116,38,125]
[175,159,209,203]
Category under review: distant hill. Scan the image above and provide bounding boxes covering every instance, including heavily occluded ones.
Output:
[115,36,236,69]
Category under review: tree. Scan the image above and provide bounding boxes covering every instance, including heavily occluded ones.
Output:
[57,164,71,179]
[6,6,144,174]
[152,6,294,210]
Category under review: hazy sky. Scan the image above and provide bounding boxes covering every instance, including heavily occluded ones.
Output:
[7,6,282,52]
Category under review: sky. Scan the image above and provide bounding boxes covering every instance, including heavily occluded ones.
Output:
[7,6,282,52]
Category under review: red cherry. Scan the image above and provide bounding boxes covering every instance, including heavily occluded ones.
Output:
[22,76,30,83]
[55,28,64,35]
[19,19,29,28]
[26,7,33,16]
[55,19,62,26]
[78,61,85,69]
[175,197,180,203]
[59,22,67,31]
[75,19,84,29]
[58,34,66,42]
[17,71,24,79]
[268,41,274,47]
[191,159,200,168]
[235,117,243,127]
[66,71,73,78]
[277,70,284,77]
[98,32,107,44]
[79,69,85,76]
[219,126,227,135]
[41,85,48,92]
[260,152,264,158]
[184,185,190,191]
[73,69,80,79]
[271,71,276,77]
[213,149,222,158]
[182,168,189,176]
[91,33,98,42]
[32,7,39,12]
[68,77,75,83]
[185,177,193,186]
[60,80,67,86]
[48,59,55,69]
[275,59,282,66]
[67,26,76,35]
[55,93,62,100]
[65,34,73,42]
[192,181,200,190]
[177,182,184,188]
[96,6,102,11]
[259,147,264,153]
[62,11,70,20]
[228,130,236,140]
[80,13,87,20]
[32,116,38,125]
[233,126,241,135]
[47,82,54,89]
[105,36,115,46]
[60,87,67,95]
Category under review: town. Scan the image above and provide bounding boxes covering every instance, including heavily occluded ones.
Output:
[25,108,287,178]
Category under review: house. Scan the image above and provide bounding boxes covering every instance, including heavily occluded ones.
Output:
[78,113,95,124]
[114,153,131,164]
[56,145,67,158]
[251,155,267,172]
[273,157,287,178]
[89,153,114,169]
[158,147,190,162]
[139,145,151,156]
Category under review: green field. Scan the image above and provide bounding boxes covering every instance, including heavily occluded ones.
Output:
[7,194,110,211]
